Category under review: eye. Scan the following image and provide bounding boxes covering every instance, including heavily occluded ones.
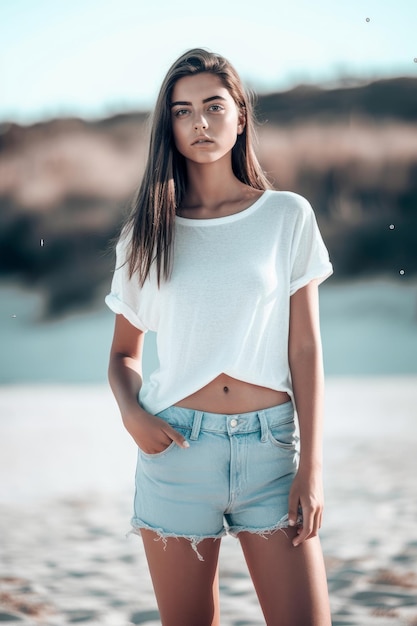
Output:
[208,104,224,112]
[173,109,189,117]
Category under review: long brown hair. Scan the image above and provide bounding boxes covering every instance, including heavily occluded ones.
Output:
[124,47,271,285]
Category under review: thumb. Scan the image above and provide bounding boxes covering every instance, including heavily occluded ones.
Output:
[165,425,190,449]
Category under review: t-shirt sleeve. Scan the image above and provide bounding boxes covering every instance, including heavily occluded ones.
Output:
[104,233,149,331]
[290,197,333,295]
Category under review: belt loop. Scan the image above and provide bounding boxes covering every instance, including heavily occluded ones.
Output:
[258,410,269,443]
[190,411,203,440]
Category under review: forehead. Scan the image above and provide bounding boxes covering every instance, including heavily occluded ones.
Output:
[171,73,232,103]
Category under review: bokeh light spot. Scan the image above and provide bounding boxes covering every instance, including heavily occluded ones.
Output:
[399,269,405,275]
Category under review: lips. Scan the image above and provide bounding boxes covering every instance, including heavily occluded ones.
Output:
[192,136,213,145]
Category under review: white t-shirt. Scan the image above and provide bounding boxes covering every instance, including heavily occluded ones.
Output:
[105,189,333,414]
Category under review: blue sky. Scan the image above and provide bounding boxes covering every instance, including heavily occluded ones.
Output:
[1,0,416,124]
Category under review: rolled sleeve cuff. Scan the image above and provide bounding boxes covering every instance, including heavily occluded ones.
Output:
[105,293,148,331]
[290,263,333,296]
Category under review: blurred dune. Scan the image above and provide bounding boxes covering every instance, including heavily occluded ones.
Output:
[1,78,416,316]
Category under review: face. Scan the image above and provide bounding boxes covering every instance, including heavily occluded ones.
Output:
[170,72,245,165]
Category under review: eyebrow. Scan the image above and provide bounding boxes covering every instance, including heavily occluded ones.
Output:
[170,95,227,108]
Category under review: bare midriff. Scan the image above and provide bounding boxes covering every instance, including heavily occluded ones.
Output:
[174,373,291,414]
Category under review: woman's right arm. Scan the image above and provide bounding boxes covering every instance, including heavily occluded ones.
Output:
[108,314,189,454]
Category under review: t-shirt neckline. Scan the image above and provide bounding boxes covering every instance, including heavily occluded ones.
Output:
[175,189,272,226]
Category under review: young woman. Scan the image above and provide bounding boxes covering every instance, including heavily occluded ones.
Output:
[106,48,333,626]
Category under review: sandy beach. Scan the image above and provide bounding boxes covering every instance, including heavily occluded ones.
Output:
[1,378,417,625]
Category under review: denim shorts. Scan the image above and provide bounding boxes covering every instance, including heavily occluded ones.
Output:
[131,401,301,559]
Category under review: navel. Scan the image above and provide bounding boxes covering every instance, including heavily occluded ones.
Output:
[223,386,229,393]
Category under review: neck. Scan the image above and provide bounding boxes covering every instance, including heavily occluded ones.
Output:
[182,156,244,210]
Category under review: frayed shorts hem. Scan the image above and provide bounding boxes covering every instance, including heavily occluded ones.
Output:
[128,511,303,561]
[128,520,226,561]
[227,512,303,539]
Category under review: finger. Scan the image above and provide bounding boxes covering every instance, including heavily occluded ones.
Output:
[312,508,322,537]
[292,510,314,546]
[164,425,190,449]
[287,493,300,527]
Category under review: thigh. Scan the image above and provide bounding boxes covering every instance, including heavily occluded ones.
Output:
[239,528,331,626]
[141,529,221,626]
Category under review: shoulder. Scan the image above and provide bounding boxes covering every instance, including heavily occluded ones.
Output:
[262,190,314,221]
[265,189,312,209]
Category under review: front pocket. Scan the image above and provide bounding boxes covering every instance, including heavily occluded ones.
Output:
[268,419,297,450]
[138,427,189,460]
[138,439,177,459]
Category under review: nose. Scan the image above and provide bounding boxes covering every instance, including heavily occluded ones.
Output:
[194,114,208,131]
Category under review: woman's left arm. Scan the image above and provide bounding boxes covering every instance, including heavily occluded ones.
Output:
[287,279,325,547]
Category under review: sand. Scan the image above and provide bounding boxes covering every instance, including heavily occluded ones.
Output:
[1,378,417,625]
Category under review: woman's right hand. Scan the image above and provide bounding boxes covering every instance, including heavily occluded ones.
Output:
[108,316,189,454]
[122,409,190,454]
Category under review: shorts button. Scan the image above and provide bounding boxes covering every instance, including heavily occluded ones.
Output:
[230,418,238,427]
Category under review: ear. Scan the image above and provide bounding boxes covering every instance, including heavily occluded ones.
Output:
[237,110,246,135]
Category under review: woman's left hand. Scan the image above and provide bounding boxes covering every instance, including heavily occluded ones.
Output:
[287,467,324,547]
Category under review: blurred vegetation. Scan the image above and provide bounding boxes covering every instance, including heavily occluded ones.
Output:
[0,77,416,317]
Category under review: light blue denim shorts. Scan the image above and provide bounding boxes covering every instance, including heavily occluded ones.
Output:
[131,401,301,558]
